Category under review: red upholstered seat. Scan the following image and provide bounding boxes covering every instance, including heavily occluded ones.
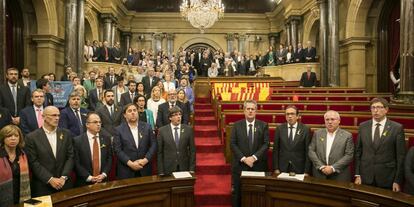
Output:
[221,104,241,110]
[307,105,328,111]
[329,105,352,111]
[301,115,324,125]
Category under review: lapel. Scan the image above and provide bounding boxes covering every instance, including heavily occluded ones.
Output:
[179,125,185,148]
[377,120,392,150]
[29,107,38,127]
[138,123,145,147]
[329,129,342,160]
[366,120,374,149]
[98,133,107,167]
[167,125,178,151]
[320,130,327,163]
[291,123,302,147]
[126,123,138,149]
[82,134,92,167]
[39,129,56,160]
[55,129,64,160]
[241,120,248,147]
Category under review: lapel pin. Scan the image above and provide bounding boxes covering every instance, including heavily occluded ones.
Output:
[59,134,64,140]
[382,130,388,137]
[181,129,185,133]
[100,144,106,149]
[296,129,301,135]
[320,137,325,142]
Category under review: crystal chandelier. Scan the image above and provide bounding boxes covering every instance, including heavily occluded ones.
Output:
[180,0,225,33]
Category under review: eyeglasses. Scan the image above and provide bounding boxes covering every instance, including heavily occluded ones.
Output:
[87,121,102,124]
[370,106,385,110]
[45,114,60,117]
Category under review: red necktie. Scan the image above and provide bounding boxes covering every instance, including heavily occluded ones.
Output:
[92,136,100,176]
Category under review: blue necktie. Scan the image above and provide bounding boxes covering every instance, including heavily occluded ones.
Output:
[174,127,180,148]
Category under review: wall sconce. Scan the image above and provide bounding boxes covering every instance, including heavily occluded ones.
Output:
[255,35,262,41]
[138,34,145,41]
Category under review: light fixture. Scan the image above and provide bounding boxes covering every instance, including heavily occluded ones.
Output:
[180,0,225,33]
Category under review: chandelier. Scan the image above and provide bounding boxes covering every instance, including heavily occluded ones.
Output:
[180,0,225,33]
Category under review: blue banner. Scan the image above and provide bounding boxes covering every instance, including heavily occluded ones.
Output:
[30,81,74,108]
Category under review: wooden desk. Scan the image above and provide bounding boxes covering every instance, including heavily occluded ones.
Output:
[263,63,320,81]
[21,175,195,207]
[241,174,414,207]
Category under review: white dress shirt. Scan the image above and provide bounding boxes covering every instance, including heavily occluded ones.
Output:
[372,118,387,141]
[170,123,181,143]
[43,127,57,158]
[325,129,338,165]
[241,119,257,161]
[287,122,298,141]
[129,123,139,149]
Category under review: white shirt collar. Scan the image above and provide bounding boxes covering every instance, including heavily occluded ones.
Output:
[8,82,17,87]
[33,105,44,111]
[87,131,99,140]
[170,123,181,131]
[326,128,339,137]
[373,117,387,127]
[246,119,255,127]
[288,122,298,129]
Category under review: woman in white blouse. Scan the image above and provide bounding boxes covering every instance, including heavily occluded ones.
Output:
[146,86,166,122]
[163,72,176,91]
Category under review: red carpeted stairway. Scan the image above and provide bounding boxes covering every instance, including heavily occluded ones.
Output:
[194,99,232,207]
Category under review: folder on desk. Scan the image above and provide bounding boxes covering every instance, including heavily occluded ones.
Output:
[277,173,305,181]
[241,171,265,177]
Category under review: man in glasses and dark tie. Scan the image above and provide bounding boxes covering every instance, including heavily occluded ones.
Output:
[230,99,269,207]
[355,97,406,192]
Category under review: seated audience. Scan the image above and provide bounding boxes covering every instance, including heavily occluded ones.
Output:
[0,125,31,206]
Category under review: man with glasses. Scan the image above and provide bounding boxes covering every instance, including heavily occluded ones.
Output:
[230,100,269,207]
[59,92,88,136]
[355,98,406,192]
[308,110,354,182]
[273,105,311,175]
[156,89,189,128]
[25,106,74,196]
[73,112,113,186]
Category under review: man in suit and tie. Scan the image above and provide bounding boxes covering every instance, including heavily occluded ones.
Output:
[308,110,354,182]
[230,100,269,207]
[355,98,406,192]
[96,90,122,136]
[157,106,195,176]
[299,65,317,87]
[98,40,111,62]
[273,105,311,175]
[36,78,54,107]
[104,67,118,90]
[17,68,31,87]
[120,80,137,106]
[20,89,45,135]
[73,112,112,186]
[304,40,317,62]
[156,89,190,128]
[142,68,160,96]
[58,92,88,136]
[0,67,31,125]
[60,66,72,81]
[25,106,74,196]
[113,103,156,179]
[88,77,104,111]
[294,42,305,63]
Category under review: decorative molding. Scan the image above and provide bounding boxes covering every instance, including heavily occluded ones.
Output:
[339,37,371,47]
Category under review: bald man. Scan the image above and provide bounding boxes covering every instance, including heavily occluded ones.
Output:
[25,106,74,196]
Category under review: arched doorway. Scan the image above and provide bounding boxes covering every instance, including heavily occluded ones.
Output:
[377,0,400,93]
[185,43,217,53]
[6,0,24,70]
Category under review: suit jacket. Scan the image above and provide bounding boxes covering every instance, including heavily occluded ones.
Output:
[44,93,54,107]
[355,119,406,188]
[230,119,269,176]
[113,121,156,179]
[237,60,248,75]
[19,106,41,135]
[58,107,88,136]
[157,124,195,175]
[0,83,31,116]
[142,76,160,95]
[104,75,118,90]
[98,47,112,62]
[405,147,414,195]
[273,122,311,174]
[25,128,74,197]
[0,106,12,129]
[294,48,305,63]
[156,101,190,128]
[96,104,123,136]
[304,47,316,62]
[308,128,354,182]
[73,132,113,186]
[275,49,287,65]
[300,72,317,87]
[119,91,136,107]
[88,88,103,111]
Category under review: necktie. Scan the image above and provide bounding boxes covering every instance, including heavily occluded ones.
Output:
[36,108,43,128]
[11,85,17,115]
[170,103,175,108]
[248,124,253,151]
[288,126,294,144]
[373,123,381,150]
[74,109,83,133]
[110,106,114,119]
[110,76,113,85]
[92,136,100,176]
[91,80,95,87]
[174,127,180,148]
[130,93,134,102]
[307,72,311,80]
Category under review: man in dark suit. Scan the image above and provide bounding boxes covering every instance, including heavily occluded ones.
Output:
[299,65,317,87]
[294,42,305,63]
[111,42,122,63]
[36,78,54,107]
[141,68,160,95]
[60,66,72,81]
[237,55,248,76]
[156,89,190,128]
[308,110,354,182]
[73,112,112,186]
[355,98,406,192]
[104,66,118,89]
[58,92,88,136]
[113,103,156,179]
[96,90,122,136]
[119,80,137,106]
[273,105,311,175]
[0,67,31,125]
[275,44,287,65]
[20,89,45,135]
[157,106,195,176]
[230,100,269,207]
[98,40,111,62]
[88,77,104,111]
[0,106,12,129]
[304,40,317,62]
[25,106,74,197]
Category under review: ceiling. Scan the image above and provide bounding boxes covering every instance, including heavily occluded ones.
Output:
[123,0,276,13]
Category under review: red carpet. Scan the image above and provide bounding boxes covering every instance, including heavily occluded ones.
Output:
[194,100,232,207]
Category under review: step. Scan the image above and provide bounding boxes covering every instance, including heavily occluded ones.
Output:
[196,205,231,207]
[194,116,217,125]
[195,139,223,153]
[195,175,232,206]
[194,128,219,137]
[196,153,231,174]
[196,135,221,140]
[195,109,215,116]
[194,103,213,110]
[195,97,211,104]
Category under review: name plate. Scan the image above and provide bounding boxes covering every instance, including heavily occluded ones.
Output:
[172,171,193,179]
[241,171,265,177]
[277,173,305,181]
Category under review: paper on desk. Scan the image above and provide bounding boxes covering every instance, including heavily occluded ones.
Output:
[172,171,192,178]
[241,171,265,177]
[277,173,305,181]
[24,195,52,207]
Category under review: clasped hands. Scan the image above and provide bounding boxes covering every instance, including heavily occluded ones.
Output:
[49,177,66,190]
[90,174,106,183]
[127,158,149,171]
[320,165,334,175]
[243,156,256,168]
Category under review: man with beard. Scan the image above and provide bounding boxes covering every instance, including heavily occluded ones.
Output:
[96,90,122,136]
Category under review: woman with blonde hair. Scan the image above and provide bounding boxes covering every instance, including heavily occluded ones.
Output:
[0,125,31,206]
[146,86,166,122]
[74,85,89,109]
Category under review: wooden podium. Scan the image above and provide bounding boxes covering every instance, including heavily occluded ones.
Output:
[241,174,414,207]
